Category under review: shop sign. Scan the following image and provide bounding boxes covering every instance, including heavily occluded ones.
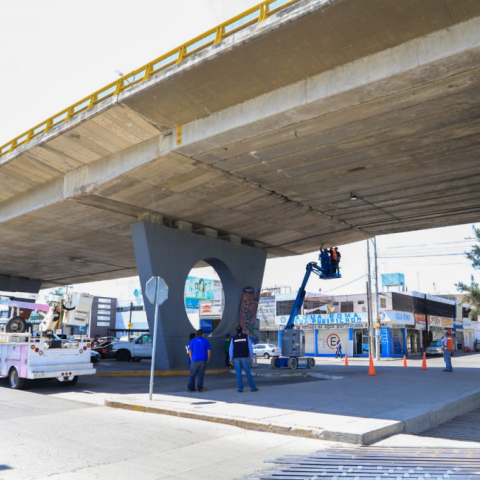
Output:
[296,323,367,330]
[378,311,414,326]
[414,314,453,329]
[275,312,368,326]
[199,302,222,317]
[430,316,453,328]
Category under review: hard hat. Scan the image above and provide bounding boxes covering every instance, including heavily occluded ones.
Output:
[446,330,452,334]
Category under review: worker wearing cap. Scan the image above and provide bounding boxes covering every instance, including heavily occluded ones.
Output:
[441,330,454,372]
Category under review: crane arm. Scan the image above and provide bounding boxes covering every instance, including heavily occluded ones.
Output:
[285,262,325,330]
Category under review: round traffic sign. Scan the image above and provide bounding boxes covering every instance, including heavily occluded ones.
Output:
[326,333,340,350]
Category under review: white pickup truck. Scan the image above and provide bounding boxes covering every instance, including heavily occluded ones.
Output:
[0,332,95,389]
[109,334,152,362]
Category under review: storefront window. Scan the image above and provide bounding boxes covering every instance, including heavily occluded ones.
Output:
[391,328,404,354]
[354,329,369,355]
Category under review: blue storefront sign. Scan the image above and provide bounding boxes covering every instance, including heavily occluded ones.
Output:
[275,312,368,326]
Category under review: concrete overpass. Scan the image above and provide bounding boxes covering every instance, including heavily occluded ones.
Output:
[2,0,480,290]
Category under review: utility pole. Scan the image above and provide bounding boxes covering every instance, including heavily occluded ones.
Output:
[373,237,380,361]
[366,240,374,358]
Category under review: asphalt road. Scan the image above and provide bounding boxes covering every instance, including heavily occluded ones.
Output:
[0,375,329,480]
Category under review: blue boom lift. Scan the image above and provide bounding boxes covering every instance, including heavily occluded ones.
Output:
[271,250,341,369]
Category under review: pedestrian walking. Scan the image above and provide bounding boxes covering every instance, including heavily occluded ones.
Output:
[441,330,454,372]
[335,339,343,358]
[224,333,231,368]
[229,325,258,393]
[187,329,211,392]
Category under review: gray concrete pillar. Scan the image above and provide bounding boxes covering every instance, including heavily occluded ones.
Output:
[131,222,267,370]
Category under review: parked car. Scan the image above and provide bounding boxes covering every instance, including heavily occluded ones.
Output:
[91,350,101,364]
[109,334,152,362]
[253,343,282,359]
[425,340,454,357]
[92,341,113,359]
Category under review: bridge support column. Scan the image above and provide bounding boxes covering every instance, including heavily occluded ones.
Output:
[131,222,267,370]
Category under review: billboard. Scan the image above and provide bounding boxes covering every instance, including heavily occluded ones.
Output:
[184,276,216,309]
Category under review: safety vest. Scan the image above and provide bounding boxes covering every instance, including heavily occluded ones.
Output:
[330,248,337,261]
[232,334,250,358]
[446,337,454,351]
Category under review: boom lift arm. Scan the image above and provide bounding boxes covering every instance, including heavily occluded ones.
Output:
[272,251,341,370]
[284,262,327,330]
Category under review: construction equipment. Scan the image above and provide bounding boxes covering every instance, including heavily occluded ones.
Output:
[272,251,341,369]
[0,293,96,389]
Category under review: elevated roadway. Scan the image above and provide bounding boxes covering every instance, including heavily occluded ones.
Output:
[2,0,480,287]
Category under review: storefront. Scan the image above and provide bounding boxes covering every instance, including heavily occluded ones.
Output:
[377,311,414,358]
[414,313,455,350]
[462,319,475,349]
[276,312,368,357]
[276,311,415,358]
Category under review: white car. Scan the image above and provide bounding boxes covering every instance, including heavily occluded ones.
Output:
[253,343,282,359]
[109,334,152,362]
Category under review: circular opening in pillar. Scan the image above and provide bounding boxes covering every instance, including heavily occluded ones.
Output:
[184,261,224,335]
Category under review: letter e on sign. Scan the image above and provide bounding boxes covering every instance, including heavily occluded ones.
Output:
[326,333,340,350]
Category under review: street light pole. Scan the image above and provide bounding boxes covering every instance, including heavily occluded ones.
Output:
[373,237,380,360]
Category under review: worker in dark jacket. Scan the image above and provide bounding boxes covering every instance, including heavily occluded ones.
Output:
[319,249,331,277]
[229,325,258,393]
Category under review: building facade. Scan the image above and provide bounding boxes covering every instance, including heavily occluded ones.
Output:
[260,289,475,358]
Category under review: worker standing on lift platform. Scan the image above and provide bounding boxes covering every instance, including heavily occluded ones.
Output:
[330,247,341,275]
[319,249,331,277]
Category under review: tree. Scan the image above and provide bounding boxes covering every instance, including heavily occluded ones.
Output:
[456,226,480,318]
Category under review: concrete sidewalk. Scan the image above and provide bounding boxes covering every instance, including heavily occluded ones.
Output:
[105,353,480,445]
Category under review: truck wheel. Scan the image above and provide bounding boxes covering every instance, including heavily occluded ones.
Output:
[271,357,278,369]
[116,350,131,362]
[263,353,270,359]
[8,367,27,390]
[308,358,316,369]
[287,357,298,369]
[6,316,27,334]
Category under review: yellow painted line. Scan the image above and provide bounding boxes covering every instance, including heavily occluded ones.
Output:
[94,368,229,377]
[0,0,303,158]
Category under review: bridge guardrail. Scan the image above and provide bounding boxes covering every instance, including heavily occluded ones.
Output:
[0,0,302,159]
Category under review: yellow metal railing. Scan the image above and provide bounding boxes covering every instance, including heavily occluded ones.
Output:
[0,0,303,158]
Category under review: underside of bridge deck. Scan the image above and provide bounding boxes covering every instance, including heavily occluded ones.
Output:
[1,0,480,287]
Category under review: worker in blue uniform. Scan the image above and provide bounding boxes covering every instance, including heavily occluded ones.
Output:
[319,249,331,277]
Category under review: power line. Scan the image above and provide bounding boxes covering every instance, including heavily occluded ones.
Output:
[379,253,465,258]
[385,240,474,249]
[321,274,368,293]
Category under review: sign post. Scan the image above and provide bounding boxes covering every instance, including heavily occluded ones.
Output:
[145,276,169,401]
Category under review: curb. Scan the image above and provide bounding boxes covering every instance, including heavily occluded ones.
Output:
[104,386,480,445]
[105,398,325,440]
[94,368,229,377]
